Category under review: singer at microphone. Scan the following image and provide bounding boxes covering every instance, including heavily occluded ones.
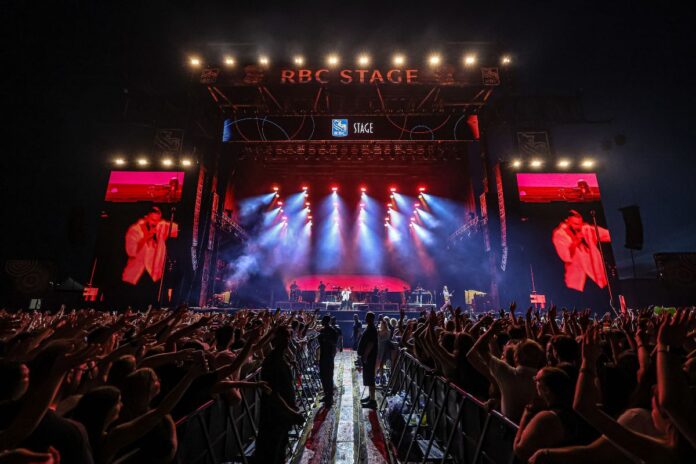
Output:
[122,206,178,286]
[552,210,611,292]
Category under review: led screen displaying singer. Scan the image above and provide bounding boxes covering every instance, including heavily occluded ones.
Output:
[551,210,610,292]
[122,206,178,285]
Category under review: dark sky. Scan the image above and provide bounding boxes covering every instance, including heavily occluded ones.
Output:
[5,0,696,281]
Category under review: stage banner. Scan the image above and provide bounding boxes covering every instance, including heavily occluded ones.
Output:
[516,131,551,157]
[495,164,508,271]
[481,67,501,86]
[191,166,206,272]
[203,65,495,87]
[222,114,479,142]
[153,129,184,156]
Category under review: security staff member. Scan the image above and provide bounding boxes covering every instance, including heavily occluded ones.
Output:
[317,315,340,408]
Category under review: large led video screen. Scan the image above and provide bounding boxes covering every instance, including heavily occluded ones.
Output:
[517,173,601,203]
[506,173,616,308]
[91,171,186,307]
[105,171,184,203]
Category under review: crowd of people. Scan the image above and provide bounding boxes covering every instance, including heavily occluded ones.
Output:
[2,303,695,463]
[376,304,696,463]
[0,306,320,464]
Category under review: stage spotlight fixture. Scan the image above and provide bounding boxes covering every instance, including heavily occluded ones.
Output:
[418,187,426,192]
[390,187,397,192]
[277,201,283,206]
[327,54,339,66]
[308,215,313,220]
[272,186,279,192]
[387,203,393,208]
[331,186,338,192]
[224,56,235,66]
[530,159,543,168]
[385,217,390,221]
[557,159,571,168]
[501,55,512,65]
[581,159,595,168]
[360,187,367,193]
[360,203,365,208]
[512,159,522,168]
[293,55,304,66]
[428,54,441,66]
[161,158,173,166]
[114,158,126,166]
[301,185,309,191]
[409,223,414,228]
[189,56,201,67]
[357,54,370,66]
[181,159,193,167]
[305,202,310,207]
[259,55,269,66]
[136,158,149,166]
[393,54,405,66]
[464,54,476,66]
[414,202,420,207]
[282,216,288,221]
[384,222,389,227]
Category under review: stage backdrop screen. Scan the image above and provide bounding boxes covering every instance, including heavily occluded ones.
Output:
[91,171,186,307]
[509,172,615,308]
[104,171,184,203]
[517,173,600,203]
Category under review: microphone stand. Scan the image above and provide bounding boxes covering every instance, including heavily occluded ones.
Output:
[157,206,176,305]
[590,210,617,316]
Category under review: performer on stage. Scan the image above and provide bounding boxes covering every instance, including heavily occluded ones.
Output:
[379,288,388,304]
[442,285,453,305]
[289,280,299,302]
[318,281,326,302]
[340,287,352,310]
[371,286,379,303]
[552,210,611,292]
[414,283,424,305]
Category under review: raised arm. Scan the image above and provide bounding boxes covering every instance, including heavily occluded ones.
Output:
[573,326,672,463]
[101,352,207,461]
[656,309,696,448]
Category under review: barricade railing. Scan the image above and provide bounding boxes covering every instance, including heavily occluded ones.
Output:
[173,335,322,464]
[379,350,519,464]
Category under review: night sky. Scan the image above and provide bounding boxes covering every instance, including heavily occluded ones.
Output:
[4,0,695,284]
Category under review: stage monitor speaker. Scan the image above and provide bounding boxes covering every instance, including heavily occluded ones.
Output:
[619,205,643,250]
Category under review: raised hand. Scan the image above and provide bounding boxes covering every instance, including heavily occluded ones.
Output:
[581,325,602,364]
[657,309,694,348]
[548,305,557,321]
[52,344,102,375]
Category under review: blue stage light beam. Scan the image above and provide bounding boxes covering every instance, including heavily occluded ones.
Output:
[238,192,277,219]
[355,194,384,273]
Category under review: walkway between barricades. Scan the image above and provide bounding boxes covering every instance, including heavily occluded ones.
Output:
[293,350,390,464]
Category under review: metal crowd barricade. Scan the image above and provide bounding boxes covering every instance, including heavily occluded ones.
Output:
[173,335,322,464]
[379,350,519,464]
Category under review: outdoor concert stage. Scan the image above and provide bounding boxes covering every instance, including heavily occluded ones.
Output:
[88,44,617,313]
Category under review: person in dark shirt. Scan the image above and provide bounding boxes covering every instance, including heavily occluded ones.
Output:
[317,315,340,408]
[352,314,362,351]
[254,327,303,464]
[357,312,378,409]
